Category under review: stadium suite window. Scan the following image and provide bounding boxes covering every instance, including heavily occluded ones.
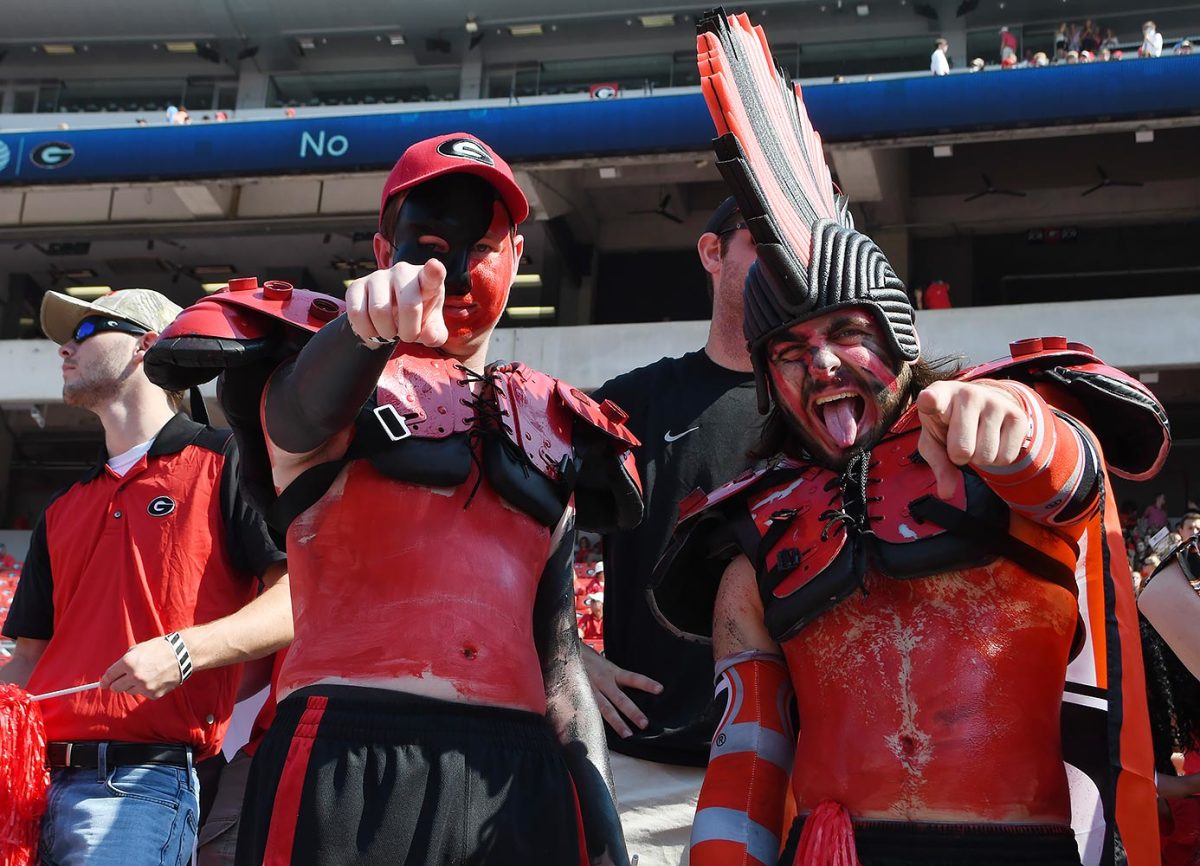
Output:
[53,78,191,112]
[267,69,460,107]
[485,54,675,98]
[789,34,932,78]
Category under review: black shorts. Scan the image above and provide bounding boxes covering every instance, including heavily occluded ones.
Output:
[235,685,584,866]
[779,816,1082,866]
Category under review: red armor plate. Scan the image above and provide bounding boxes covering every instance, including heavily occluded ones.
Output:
[493,363,576,482]
[375,346,475,439]
[160,278,345,340]
[554,381,640,449]
[746,463,845,599]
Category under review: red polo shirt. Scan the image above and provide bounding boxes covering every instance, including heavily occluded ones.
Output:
[3,414,286,758]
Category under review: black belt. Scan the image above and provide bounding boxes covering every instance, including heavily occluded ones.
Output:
[47,741,192,770]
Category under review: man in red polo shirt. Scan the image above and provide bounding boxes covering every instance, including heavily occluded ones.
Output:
[1,288,290,866]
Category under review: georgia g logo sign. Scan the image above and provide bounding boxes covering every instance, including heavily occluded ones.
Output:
[31,142,75,169]
[436,138,494,166]
[148,496,176,517]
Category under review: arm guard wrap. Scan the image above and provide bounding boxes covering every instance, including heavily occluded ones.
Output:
[974,380,1101,528]
[691,651,794,866]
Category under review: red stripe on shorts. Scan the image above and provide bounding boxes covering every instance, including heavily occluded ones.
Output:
[262,695,328,866]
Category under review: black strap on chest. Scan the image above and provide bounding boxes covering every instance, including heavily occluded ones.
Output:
[265,398,407,534]
[906,494,1078,597]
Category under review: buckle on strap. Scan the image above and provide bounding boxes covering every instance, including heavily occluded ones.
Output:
[373,404,412,442]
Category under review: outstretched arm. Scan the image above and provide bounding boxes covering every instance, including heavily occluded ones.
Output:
[265,260,448,456]
[917,379,1101,529]
[535,508,628,866]
[692,554,793,866]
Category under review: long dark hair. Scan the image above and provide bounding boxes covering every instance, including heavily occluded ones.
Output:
[750,354,962,461]
[1141,608,1200,771]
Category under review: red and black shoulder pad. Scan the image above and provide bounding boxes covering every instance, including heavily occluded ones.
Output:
[647,462,787,644]
[492,363,644,533]
[965,336,1170,481]
[558,380,644,533]
[678,462,778,525]
[145,277,343,391]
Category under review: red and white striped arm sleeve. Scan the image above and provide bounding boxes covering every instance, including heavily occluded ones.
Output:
[691,651,794,866]
[974,379,1102,528]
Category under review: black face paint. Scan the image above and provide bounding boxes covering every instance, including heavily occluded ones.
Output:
[390,174,497,296]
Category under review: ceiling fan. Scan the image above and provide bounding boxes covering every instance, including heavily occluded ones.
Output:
[1081,165,1143,197]
[629,192,684,224]
[963,173,1027,203]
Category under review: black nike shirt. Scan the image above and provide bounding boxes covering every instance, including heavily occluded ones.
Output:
[592,349,762,765]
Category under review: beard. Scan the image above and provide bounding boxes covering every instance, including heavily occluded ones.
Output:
[62,354,134,410]
[778,361,913,470]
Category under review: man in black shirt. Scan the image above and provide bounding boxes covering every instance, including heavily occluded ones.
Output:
[586,198,762,864]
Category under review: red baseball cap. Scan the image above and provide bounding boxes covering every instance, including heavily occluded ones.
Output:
[378,133,530,231]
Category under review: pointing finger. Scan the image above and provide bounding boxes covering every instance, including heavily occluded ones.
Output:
[918,425,960,501]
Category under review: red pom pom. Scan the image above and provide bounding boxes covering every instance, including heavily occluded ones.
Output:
[792,800,860,866]
[0,683,50,866]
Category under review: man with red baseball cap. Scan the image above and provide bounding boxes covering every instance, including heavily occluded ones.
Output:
[211,133,641,865]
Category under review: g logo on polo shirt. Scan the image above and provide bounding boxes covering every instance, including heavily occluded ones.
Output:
[148,496,176,517]
[436,138,493,166]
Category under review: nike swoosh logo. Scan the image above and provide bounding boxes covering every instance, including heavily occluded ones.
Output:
[664,426,700,443]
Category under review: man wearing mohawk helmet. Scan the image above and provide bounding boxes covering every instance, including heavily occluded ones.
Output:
[651,10,1168,866]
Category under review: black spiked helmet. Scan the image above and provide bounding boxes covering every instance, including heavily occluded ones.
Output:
[697,9,918,412]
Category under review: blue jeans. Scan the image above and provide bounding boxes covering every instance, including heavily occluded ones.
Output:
[39,744,199,866]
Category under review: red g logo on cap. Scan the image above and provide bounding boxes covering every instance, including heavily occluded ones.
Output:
[436,138,495,166]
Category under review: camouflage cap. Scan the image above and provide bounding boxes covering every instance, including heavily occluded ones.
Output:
[40,288,183,346]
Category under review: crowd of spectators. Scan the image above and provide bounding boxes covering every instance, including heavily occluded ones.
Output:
[937,19,1194,76]
[575,533,605,652]
[1122,493,1200,590]
[0,543,23,664]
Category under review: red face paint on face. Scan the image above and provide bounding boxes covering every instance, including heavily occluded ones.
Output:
[441,201,515,342]
[767,307,911,467]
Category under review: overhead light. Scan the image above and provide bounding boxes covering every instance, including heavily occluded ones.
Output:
[856,3,870,15]
[465,17,480,34]
[65,286,113,299]
[638,14,676,28]
[201,282,228,293]
[164,41,198,53]
[388,33,406,46]
[42,44,77,55]
[191,264,237,276]
[296,37,317,51]
[508,24,544,37]
[598,166,620,179]
[511,274,543,288]
[61,267,98,280]
[932,144,954,158]
[506,305,555,319]
[1135,129,1154,144]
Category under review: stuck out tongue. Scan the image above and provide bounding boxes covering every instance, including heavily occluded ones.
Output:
[823,399,860,449]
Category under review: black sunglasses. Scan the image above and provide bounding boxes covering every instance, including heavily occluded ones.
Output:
[72,315,150,344]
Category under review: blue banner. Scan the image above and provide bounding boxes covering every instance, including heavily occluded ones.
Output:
[0,56,1195,186]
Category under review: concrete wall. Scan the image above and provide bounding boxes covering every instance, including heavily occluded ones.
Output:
[1,294,1195,404]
